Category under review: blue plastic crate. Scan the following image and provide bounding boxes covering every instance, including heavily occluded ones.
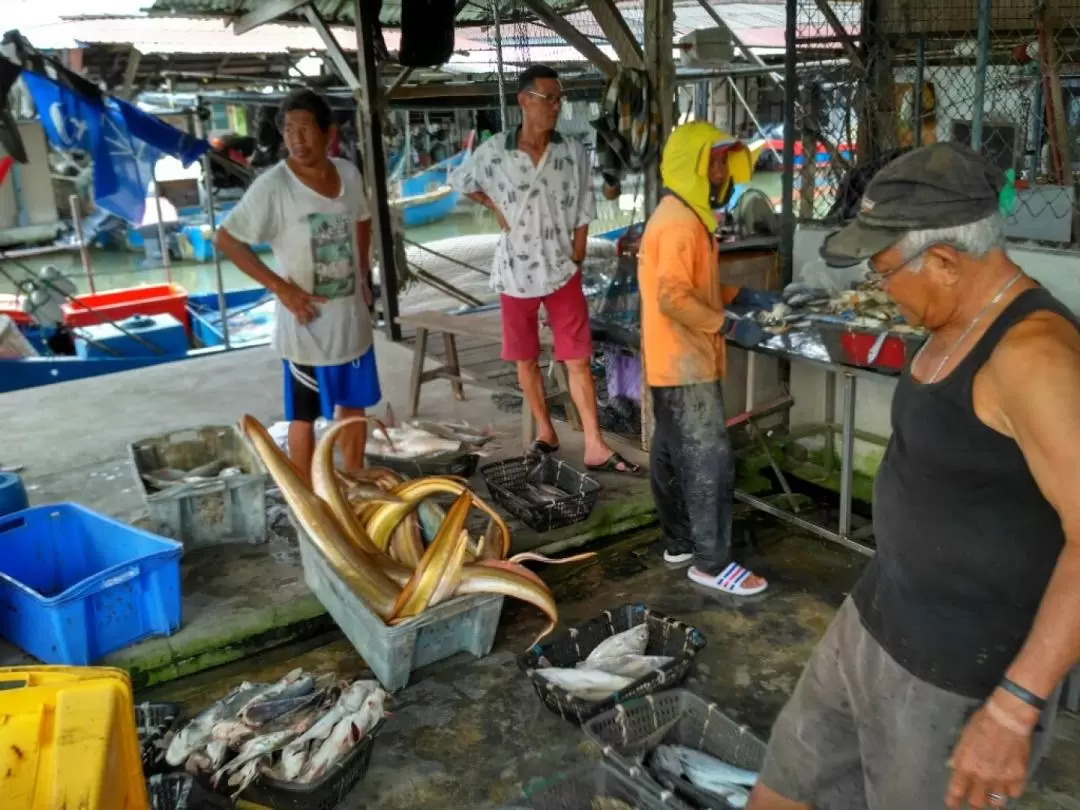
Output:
[0,504,183,665]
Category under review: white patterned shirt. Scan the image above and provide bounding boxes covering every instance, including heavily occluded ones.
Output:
[452,128,595,299]
[222,158,372,366]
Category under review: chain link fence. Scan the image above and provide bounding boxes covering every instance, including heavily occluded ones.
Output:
[789,0,1080,248]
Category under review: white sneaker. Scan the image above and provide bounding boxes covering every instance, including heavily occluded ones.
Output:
[663,550,694,565]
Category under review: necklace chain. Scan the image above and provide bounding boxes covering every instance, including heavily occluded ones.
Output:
[915,271,1024,384]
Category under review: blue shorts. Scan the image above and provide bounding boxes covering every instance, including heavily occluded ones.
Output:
[282,349,382,423]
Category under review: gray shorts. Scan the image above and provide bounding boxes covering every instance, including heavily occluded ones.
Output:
[759,598,1059,810]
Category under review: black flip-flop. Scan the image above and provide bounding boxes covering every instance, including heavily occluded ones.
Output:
[526,439,560,458]
[586,452,642,476]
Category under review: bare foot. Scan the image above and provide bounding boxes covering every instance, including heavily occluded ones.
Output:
[582,440,618,468]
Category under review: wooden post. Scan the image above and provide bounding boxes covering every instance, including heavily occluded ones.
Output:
[354,0,401,341]
[640,0,675,451]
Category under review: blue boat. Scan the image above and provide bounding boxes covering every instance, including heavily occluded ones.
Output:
[0,287,271,394]
[393,150,469,228]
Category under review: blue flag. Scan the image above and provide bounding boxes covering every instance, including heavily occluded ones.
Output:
[21,70,209,224]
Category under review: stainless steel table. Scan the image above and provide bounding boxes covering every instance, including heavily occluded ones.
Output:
[732,328,903,557]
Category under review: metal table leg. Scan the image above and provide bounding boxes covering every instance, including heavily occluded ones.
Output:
[838,372,857,541]
[732,354,874,557]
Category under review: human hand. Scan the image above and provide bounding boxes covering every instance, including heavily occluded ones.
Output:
[493,207,511,233]
[277,281,326,325]
[722,315,766,348]
[945,691,1036,809]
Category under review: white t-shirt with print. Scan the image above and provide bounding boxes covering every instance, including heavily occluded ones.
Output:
[452,129,595,299]
[222,158,372,366]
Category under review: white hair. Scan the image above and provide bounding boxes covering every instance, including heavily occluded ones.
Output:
[895,213,1006,271]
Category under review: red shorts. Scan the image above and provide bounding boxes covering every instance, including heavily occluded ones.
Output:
[500,273,593,362]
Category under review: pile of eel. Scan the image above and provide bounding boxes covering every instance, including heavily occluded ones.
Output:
[240,415,592,646]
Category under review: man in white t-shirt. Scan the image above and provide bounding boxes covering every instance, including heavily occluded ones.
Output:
[215,89,379,482]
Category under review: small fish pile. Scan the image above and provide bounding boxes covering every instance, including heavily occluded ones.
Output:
[406,419,497,448]
[535,624,673,702]
[164,668,387,798]
[241,415,595,647]
[747,282,926,337]
[520,481,570,506]
[141,459,245,492]
[648,745,758,809]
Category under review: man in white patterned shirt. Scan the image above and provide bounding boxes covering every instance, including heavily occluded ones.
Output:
[452,64,639,475]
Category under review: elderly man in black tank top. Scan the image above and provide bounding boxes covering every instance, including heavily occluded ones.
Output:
[749,142,1080,810]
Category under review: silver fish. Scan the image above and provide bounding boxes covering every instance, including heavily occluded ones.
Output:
[585,624,649,664]
[226,756,266,798]
[285,681,378,754]
[210,720,256,747]
[579,654,674,679]
[658,744,758,788]
[299,712,364,784]
[280,740,311,782]
[212,729,298,787]
[660,743,756,786]
[237,669,313,723]
[165,682,268,766]
[407,419,495,446]
[243,687,321,727]
[535,667,633,698]
[205,739,230,769]
[184,752,211,777]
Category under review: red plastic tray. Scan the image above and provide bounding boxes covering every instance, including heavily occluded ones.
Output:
[0,294,31,326]
[63,283,190,335]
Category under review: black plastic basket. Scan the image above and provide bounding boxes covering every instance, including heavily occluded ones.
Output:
[518,604,706,727]
[237,719,384,810]
[481,455,601,533]
[136,700,181,774]
[365,450,479,479]
[147,773,233,810]
[524,760,675,810]
[583,689,767,810]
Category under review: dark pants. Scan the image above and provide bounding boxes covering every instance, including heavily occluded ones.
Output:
[650,381,733,576]
[760,598,1061,809]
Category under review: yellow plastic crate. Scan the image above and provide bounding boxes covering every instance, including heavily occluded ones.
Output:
[0,666,148,810]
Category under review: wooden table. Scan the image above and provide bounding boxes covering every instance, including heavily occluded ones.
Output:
[398,309,581,449]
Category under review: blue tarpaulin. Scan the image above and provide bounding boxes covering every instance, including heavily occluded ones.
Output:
[22,70,208,224]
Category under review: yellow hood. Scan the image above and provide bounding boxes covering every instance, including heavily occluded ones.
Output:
[660,120,753,231]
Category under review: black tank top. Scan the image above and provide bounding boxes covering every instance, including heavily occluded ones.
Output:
[853,287,1078,699]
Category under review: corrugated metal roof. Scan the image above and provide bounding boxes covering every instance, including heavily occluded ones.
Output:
[21,16,359,54]
[145,0,587,27]
[20,15,487,55]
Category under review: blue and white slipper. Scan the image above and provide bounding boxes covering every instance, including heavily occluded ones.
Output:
[688,562,768,596]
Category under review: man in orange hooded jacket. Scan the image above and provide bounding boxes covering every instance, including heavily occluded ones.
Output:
[638,120,777,597]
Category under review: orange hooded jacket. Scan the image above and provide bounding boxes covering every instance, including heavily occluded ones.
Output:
[638,121,753,388]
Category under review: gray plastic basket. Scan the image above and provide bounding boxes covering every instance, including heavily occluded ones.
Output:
[524,760,676,809]
[582,689,766,810]
[296,520,505,692]
[128,425,268,548]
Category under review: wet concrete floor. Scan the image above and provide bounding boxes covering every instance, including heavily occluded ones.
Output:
[144,516,1080,809]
